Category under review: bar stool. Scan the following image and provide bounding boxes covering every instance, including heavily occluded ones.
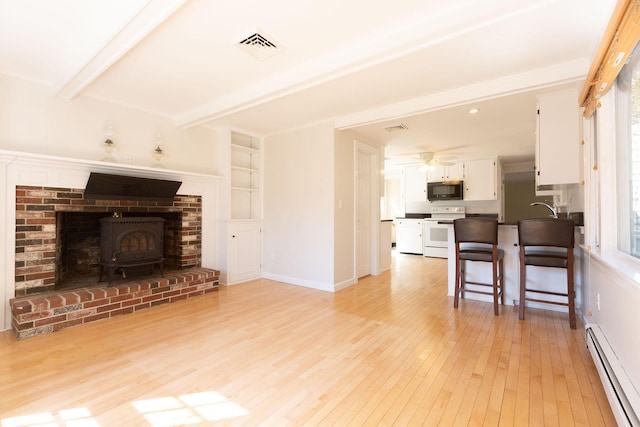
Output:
[517,218,576,329]
[453,218,504,315]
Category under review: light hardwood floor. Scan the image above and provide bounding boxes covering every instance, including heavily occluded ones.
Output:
[0,252,616,426]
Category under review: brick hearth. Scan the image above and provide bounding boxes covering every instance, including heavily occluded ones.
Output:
[11,268,219,339]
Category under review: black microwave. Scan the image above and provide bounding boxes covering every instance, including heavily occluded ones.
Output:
[427,181,463,201]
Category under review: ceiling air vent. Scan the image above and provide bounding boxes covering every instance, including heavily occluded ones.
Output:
[384,123,408,133]
[237,32,282,60]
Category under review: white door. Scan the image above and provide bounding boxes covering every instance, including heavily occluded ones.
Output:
[357,149,372,278]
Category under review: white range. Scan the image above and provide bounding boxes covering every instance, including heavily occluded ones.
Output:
[423,206,465,258]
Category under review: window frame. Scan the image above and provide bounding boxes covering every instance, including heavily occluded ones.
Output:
[592,84,640,283]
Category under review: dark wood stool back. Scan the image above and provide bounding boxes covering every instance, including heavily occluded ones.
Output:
[453,218,504,315]
[517,218,576,328]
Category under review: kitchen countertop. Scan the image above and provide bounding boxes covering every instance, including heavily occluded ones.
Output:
[400,212,584,226]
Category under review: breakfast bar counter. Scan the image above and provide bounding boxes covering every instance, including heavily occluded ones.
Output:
[445,224,584,313]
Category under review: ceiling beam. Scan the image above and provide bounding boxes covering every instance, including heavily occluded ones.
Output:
[54,0,187,100]
[333,59,589,130]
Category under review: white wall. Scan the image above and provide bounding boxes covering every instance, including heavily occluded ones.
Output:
[334,129,356,287]
[0,74,217,174]
[262,122,336,291]
[584,252,640,398]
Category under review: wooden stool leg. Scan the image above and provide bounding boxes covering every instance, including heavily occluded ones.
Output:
[454,251,461,309]
[499,258,505,305]
[492,256,499,316]
[460,259,466,300]
[568,251,576,329]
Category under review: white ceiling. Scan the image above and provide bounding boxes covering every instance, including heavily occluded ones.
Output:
[0,0,616,163]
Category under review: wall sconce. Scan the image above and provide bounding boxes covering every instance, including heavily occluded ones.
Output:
[101,122,118,162]
[152,144,165,168]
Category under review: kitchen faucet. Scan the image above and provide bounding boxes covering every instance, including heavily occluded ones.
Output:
[530,202,558,218]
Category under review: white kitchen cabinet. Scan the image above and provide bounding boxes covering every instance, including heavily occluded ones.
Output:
[223,220,262,284]
[463,158,497,201]
[536,89,580,187]
[394,218,423,254]
[403,166,427,202]
[427,162,464,182]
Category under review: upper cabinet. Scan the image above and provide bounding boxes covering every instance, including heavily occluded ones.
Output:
[463,158,497,201]
[536,89,580,187]
[427,163,464,182]
[403,165,427,202]
[230,131,262,220]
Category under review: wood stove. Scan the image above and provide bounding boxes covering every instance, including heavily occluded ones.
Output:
[99,216,165,285]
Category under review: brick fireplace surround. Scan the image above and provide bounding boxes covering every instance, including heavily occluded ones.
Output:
[10,185,219,339]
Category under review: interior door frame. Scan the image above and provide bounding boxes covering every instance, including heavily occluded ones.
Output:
[355,141,381,278]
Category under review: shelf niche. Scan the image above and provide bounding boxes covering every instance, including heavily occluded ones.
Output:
[230,131,261,220]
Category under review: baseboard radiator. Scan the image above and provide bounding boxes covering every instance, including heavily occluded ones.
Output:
[586,324,640,426]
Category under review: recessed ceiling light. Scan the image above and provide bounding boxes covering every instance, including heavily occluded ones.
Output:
[468,108,479,114]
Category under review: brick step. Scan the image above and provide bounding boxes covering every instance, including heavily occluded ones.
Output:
[10,268,219,339]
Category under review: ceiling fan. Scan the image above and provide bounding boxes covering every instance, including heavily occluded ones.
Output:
[418,152,456,167]
[386,151,459,169]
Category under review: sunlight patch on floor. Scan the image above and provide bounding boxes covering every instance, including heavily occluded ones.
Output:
[1,407,97,427]
[2,391,248,427]
[132,391,249,426]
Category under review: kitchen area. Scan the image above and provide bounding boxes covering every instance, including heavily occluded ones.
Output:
[383,88,585,313]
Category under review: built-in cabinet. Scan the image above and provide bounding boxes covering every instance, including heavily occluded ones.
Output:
[223,220,262,284]
[219,130,263,284]
[394,218,423,254]
[536,89,580,188]
[463,158,497,201]
[427,163,464,182]
[403,166,427,202]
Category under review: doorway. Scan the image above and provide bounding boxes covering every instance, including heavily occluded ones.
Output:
[356,142,380,278]
[503,171,549,222]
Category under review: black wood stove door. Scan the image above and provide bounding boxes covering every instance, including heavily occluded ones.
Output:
[99,217,165,284]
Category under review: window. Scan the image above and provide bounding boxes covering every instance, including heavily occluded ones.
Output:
[616,42,640,258]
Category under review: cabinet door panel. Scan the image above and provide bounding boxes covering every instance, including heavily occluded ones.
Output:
[464,159,496,201]
[395,220,423,254]
[403,166,427,201]
[228,222,261,283]
[446,163,464,181]
[427,165,446,182]
[536,89,580,186]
